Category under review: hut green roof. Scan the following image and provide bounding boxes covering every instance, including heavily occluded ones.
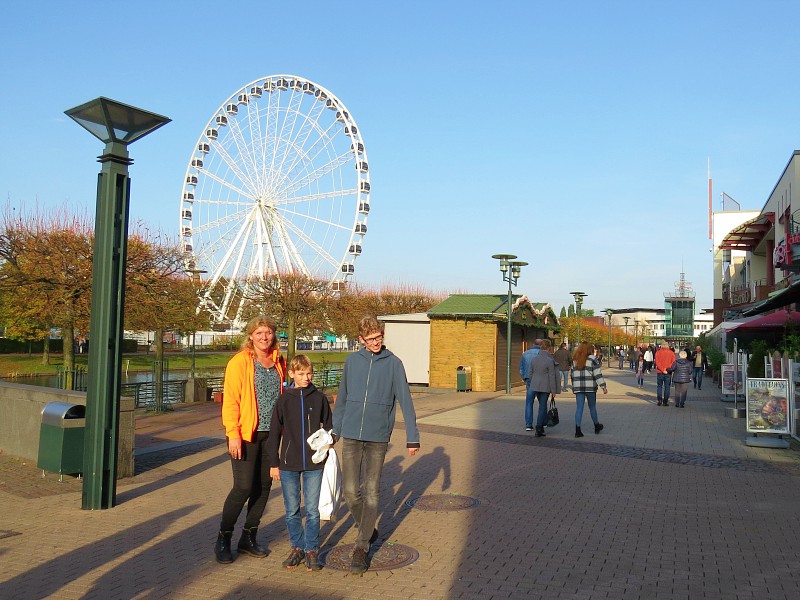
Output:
[427,294,559,328]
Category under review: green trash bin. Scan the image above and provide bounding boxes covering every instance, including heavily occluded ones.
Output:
[37,402,86,480]
[456,365,472,392]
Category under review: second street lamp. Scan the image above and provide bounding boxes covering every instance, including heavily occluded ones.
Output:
[492,254,527,394]
[604,308,614,367]
[623,316,630,368]
[570,291,587,345]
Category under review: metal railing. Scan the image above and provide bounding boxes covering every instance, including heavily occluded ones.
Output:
[313,363,343,391]
[57,366,87,391]
[124,380,186,409]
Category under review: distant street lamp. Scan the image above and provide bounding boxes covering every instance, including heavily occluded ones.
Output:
[570,291,587,345]
[66,97,170,510]
[634,319,640,347]
[623,316,630,344]
[604,309,614,367]
[492,254,528,394]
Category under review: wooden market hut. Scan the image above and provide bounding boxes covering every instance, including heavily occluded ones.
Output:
[426,294,560,392]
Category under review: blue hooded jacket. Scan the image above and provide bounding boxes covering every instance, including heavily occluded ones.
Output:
[332,347,420,447]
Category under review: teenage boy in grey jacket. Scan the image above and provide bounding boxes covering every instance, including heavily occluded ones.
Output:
[333,316,420,575]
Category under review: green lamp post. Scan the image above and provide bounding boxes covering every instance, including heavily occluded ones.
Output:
[66,97,170,509]
[492,254,527,394]
[570,291,587,345]
[604,308,614,367]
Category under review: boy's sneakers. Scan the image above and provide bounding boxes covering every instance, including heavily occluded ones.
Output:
[282,547,305,569]
[306,550,322,571]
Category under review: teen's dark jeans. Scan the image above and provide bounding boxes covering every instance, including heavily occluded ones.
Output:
[341,438,388,551]
[220,430,272,531]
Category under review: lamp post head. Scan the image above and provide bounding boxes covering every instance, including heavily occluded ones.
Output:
[492,253,517,274]
[65,97,171,162]
[186,268,208,284]
[509,260,528,281]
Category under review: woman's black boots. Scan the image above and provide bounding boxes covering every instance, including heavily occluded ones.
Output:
[215,530,234,563]
[237,526,268,557]
[575,426,584,438]
[594,423,604,434]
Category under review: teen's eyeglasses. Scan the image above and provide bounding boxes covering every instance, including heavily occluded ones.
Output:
[363,335,383,344]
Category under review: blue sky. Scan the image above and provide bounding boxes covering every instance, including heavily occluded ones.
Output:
[2,1,799,315]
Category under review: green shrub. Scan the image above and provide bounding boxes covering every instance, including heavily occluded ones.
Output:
[746,340,770,378]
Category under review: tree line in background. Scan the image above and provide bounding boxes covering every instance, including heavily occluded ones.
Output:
[556,317,635,349]
[0,206,208,387]
[0,205,448,366]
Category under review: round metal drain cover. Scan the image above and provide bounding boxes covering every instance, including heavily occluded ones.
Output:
[406,493,481,511]
[320,542,419,572]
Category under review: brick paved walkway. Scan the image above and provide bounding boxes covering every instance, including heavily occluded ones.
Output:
[2,368,800,599]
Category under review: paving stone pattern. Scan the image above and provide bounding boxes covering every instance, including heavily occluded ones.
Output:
[2,369,800,599]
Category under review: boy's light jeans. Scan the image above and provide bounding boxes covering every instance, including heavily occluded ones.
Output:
[279,469,323,552]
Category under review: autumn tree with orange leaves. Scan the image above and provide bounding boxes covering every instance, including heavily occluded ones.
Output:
[0,207,93,371]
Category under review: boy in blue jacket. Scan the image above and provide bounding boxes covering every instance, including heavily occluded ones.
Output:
[268,354,333,572]
[332,316,420,575]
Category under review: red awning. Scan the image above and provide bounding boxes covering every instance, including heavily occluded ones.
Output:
[729,309,800,331]
[719,213,775,251]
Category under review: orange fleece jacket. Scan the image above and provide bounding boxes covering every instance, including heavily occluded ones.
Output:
[654,348,676,374]
[221,348,286,442]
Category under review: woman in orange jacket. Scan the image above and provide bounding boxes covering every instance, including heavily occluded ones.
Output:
[215,315,286,564]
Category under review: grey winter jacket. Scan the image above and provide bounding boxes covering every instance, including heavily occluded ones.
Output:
[529,351,561,394]
[332,347,420,447]
[669,358,693,384]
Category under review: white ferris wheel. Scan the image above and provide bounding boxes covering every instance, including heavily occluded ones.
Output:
[179,74,370,326]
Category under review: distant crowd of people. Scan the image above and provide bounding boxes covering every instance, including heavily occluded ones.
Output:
[519,340,711,437]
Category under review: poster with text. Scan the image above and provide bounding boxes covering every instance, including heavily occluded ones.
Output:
[746,378,789,434]
[721,364,744,395]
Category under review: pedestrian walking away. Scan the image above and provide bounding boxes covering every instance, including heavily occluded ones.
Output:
[692,345,709,390]
[527,339,561,437]
[635,355,645,388]
[519,339,542,431]
[654,342,675,406]
[553,342,571,393]
[668,350,693,408]
[570,342,607,438]
[618,348,626,369]
[268,354,333,572]
[643,346,654,373]
[332,316,420,575]
[216,315,287,564]
[632,346,641,372]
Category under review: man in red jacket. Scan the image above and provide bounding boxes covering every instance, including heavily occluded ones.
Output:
[654,342,676,406]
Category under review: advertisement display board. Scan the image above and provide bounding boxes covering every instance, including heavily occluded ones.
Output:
[721,364,744,396]
[746,378,789,434]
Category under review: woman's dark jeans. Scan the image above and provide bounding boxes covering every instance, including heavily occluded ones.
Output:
[341,438,388,551]
[220,430,272,531]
